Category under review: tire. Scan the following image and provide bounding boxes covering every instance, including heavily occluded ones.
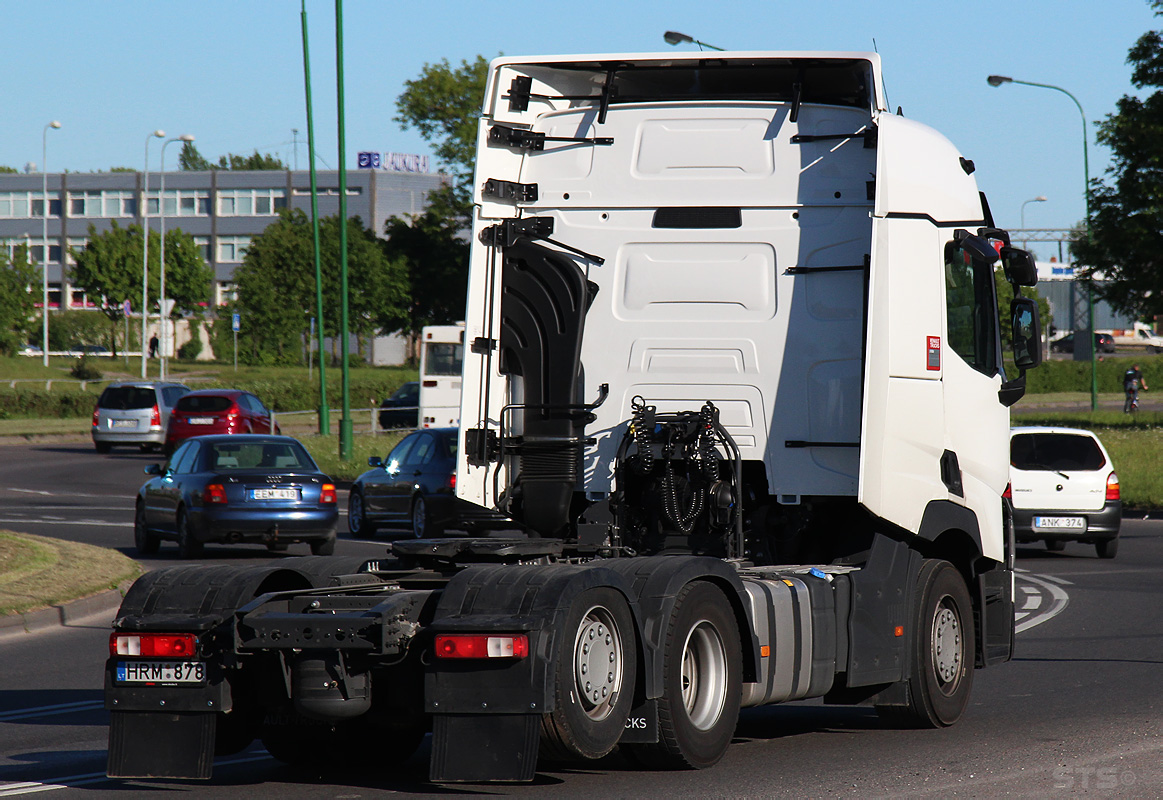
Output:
[95,442,112,454]
[133,502,160,555]
[175,507,204,559]
[1045,539,1066,552]
[540,588,637,762]
[310,535,336,556]
[348,490,376,539]
[879,559,974,728]
[626,581,741,770]
[1096,537,1119,559]
[411,495,442,538]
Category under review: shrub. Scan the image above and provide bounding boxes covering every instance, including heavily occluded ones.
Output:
[178,319,203,361]
[69,356,102,381]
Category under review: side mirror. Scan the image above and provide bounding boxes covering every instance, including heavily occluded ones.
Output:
[368,456,383,468]
[1011,297,1042,370]
[144,463,163,475]
[1001,246,1038,287]
[954,229,1000,264]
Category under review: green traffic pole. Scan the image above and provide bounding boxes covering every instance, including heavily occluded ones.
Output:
[335,0,353,459]
[301,1,329,435]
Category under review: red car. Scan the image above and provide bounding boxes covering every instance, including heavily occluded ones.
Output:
[164,389,280,454]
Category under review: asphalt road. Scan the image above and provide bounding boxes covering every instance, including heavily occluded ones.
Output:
[1,442,1161,797]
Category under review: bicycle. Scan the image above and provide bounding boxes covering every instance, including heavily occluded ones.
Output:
[1124,380,1145,413]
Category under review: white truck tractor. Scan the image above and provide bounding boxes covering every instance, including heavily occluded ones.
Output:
[105,51,1042,784]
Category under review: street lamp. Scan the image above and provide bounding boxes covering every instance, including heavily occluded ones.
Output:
[158,134,195,381]
[663,30,725,51]
[141,130,164,378]
[1020,195,1047,249]
[41,121,61,366]
[988,75,1097,410]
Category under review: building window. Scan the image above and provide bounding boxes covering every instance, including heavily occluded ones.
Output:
[217,189,286,216]
[66,237,87,265]
[292,186,363,196]
[216,236,251,262]
[67,190,136,217]
[0,192,32,217]
[148,189,210,216]
[29,195,63,217]
[216,282,238,306]
[192,236,211,263]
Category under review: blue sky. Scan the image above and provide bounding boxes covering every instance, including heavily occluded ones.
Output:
[4,0,1158,258]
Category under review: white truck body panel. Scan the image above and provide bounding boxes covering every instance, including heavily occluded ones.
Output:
[419,323,465,429]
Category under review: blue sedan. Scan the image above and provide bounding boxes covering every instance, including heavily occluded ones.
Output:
[135,434,339,558]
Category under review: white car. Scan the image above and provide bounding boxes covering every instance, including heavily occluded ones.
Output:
[1008,426,1121,558]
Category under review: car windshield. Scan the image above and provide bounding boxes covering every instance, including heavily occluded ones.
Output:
[177,395,234,412]
[206,441,316,471]
[98,386,156,410]
[1011,433,1106,471]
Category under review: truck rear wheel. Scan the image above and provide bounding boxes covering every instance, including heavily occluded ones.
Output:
[879,559,974,728]
[626,581,741,770]
[540,587,637,762]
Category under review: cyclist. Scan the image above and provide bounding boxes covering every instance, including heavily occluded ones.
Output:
[1123,363,1149,412]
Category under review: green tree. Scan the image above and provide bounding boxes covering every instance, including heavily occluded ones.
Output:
[1074,1,1163,318]
[395,54,490,224]
[382,210,470,340]
[227,209,409,365]
[70,221,213,353]
[178,141,288,171]
[0,243,38,354]
[0,165,20,174]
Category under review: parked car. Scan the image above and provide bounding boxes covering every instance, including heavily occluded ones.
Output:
[165,389,279,453]
[16,343,42,357]
[348,427,509,538]
[1008,426,1121,558]
[1049,332,1116,354]
[68,343,112,356]
[378,381,419,429]
[92,381,190,453]
[134,434,338,558]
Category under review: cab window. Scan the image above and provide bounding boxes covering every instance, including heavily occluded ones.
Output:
[944,242,999,376]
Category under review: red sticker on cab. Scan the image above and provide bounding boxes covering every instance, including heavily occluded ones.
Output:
[927,336,941,371]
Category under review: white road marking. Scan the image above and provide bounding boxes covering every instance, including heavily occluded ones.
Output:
[1015,572,1070,633]
[5,489,117,500]
[0,701,103,722]
[0,754,271,795]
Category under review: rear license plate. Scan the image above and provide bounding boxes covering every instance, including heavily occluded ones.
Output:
[111,419,137,429]
[189,417,215,425]
[1034,516,1085,530]
[116,661,205,684]
[251,488,298,500]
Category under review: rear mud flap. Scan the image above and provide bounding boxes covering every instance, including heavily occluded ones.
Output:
[429,713,540,783]
[107,711,215,779]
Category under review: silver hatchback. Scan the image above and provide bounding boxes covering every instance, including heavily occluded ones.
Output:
[92,381,190,453]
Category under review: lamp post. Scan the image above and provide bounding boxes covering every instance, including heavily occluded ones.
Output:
[1020,195,1047,249]
[663,30,725,51]
[141,130,165,378]
[41,121,61,366]
[158,134,195,381]
[988,75,1096,410]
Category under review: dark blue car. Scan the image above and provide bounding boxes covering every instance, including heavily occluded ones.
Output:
[348,427,509,538]
[135,434,338,558]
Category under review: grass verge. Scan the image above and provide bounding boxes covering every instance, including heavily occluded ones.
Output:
[0,531,141,617]
[299,431,409,482]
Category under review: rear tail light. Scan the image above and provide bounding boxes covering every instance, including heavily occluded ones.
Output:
[149,403,161,429]
[203,483,228,504]
[1002,483,1012,500]
[434,634,529,659]
[449,472,456,490]
[226,404,240,420]
[92,406,99,427]
[1106,472,1120,501]
[109,632,197,657]
[320,483,337,504]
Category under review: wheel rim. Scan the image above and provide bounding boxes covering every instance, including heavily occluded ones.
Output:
[349,493,363,533]
[931,595,963,695]
[680,620,728,731]
[412,497,426,538]
[573,605,624,721]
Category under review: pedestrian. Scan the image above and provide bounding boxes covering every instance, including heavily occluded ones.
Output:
[149,333,159,359]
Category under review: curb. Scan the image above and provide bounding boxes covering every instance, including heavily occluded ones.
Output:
[0,579,133,644]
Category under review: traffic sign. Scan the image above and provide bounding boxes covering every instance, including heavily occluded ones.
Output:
[232,313,240,332]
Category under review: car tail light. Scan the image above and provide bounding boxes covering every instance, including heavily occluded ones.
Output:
[320,484,337,504]
[226,404,240,420]
[91,406,99,427]
[149,403,161,429]
[448,472,456,490]
[1107,472,1120,501]
[203,483,228,504]
[1002,483,1012,499]
[109,632,197,657]
[434,634,529,659]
